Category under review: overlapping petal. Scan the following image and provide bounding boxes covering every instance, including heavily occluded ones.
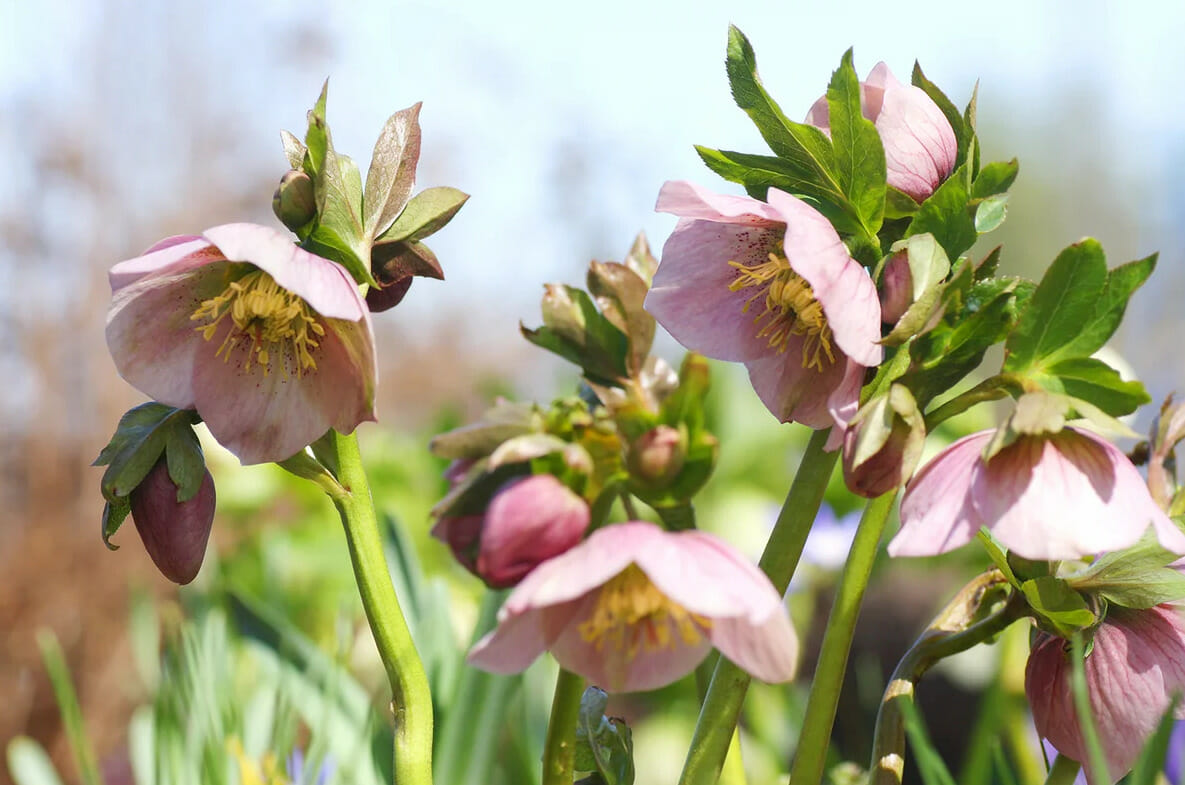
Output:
[468,521,798,692]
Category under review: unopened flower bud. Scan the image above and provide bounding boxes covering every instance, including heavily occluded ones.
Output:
[879,250,913,325]
[842,385,924,498]
[432,473,590,589]
[129,459,216,584]
[272,170,316,231]
[628,425,686,487]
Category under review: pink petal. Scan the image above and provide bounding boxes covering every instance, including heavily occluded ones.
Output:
[109,238,223,292]
[201,223,366,321]
[826,357,868,439]
[744,343,848,427]
[188,316,376,464]
[973,430,1180,560]
[646,219,785,362]
[466,607,553,674]
[477,475,590,587]
[655,180,785,224]
[873,65,957,203]
[711,611,798,684]
[888,431,988,557]
[765,189,882,367]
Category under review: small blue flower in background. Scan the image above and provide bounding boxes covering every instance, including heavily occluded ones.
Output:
[1164,720,1185,784]
[287,749,334,785]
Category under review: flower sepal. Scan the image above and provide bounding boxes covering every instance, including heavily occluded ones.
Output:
[1020,576,1099,639]
[878,234,950,343]
[841,383,925,498]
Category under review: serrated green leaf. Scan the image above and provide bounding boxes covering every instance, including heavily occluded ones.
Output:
[1067,537,1185,609]
[970,159,1018,199]
[1056,253,1156,361]
[377,186,469,245]
[363,102,422,239]
[973,246,1002,281]
[1004,239,1109,372]
[911,63,969,170]
[905,163,977,259]
[974,194,1008,234]
[94,403,198,501]
[1037,356,1150,417]
[826,49,885,234]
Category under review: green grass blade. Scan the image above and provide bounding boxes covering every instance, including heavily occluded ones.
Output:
[35,630,104,785]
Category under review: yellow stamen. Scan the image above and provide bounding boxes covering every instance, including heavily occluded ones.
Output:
[191,269,326,378]
[728,248,835,371]
[577,564,710,659]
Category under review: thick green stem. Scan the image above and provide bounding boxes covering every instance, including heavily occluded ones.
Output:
[868,573,1022,785]
[1043,755,1082,785]
[542,668,586,785]
[678,429,838,785]
[789,489,897,785]
[923,375,1013,430]
[324,430,433,785]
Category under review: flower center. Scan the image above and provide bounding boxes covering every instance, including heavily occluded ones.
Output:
[729,249,835,371]
[577,564,710,658]
[191,268,326,377]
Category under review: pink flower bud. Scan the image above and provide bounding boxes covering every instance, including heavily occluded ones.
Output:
[841,386,924,499]
[879,250,913,325]
[806,63,957,203]
[1027,606,1185,784]
[628,425,686,487]
[129,459,216,585]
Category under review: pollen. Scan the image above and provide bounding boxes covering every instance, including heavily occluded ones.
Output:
[729,247,835,371]
[191,268,326,377]
[577,564,710,660]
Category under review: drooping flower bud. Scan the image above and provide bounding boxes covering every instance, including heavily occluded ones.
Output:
[271,170,316,231]
[842,385,925,498]
[627,425,686,488]
[432,473,590,589]
[129,458,216,584]
[879,250,913,325]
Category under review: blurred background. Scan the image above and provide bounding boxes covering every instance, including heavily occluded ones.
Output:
[3,1,1185,783]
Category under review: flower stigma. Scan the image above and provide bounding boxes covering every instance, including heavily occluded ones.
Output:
[729,246,834,370]
[578,564,710,658]
[191,267,326,377]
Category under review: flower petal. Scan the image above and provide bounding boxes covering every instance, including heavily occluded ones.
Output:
[744,343,848,427]
[646,219,784,362]
[711,611,798,684]
[109,237,222,292]
[655,180,785,224]
[201,223,366,321]
[467,607,553,674]
[888,431,987,556]
[871,63,957,203]
[765,189,882,367]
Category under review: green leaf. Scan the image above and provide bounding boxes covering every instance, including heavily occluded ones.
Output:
[36,632,103,785]
[884,186,920,220]
[1056,253,1156,361]
[574,687,634,785]
[1003,239,1109,373]
[1036,356,1150,417]
[970,159,1018,199]
[1021,577,1095,635]
[164,421,205,502]
[1070,633,1111,785]
[1066,536,1185,609]
[973,246,1002,280]
[377,186,469,245]
[100,496,131,551]
[911,62,969,170]
[898,695,957,785]
[94,403,199,501]
[363,102,422,240]
[905,163,977,260]
[976,530,1018,587]
[825,49,885,234]
[694,146,862,235]
[280,129,306,170]
[587,261,655,377]
[973,194,1008,234]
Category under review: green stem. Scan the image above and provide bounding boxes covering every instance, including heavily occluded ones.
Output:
[789,489,897,785]
[1070,633,1110,784]
[868,573,1022,785]
[542,668,586,785]
[678,429,838,785]
[1043,755,1082,785]
[923,375,1013,430]
[323,430,433,785]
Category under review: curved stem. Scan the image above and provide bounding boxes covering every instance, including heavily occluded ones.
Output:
[678,429,838,785]
[789,489,897,785]
[868,572,1023,785]
[323,430,433,785]
[542,668,586,785]
[924,375,1013,430]
[1044,755,1082,785]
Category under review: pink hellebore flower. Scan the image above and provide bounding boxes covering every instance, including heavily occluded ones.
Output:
[106,223,376,465]
[1027,606,1185,784]
[645,181,882,441]
[431,473,591,589]
[889,428,1185,561]
[468,521,798,693]
[805,62,958,203]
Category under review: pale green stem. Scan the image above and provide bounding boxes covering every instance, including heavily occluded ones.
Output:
[678,429,838,785]
[542,668,586,785]
[1070,633,1110,784]
[322,430,432,785]
[1043,755,1082,785]
[789,489,897,785]
[868,573,1022,785]
[923,375,1013,430]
